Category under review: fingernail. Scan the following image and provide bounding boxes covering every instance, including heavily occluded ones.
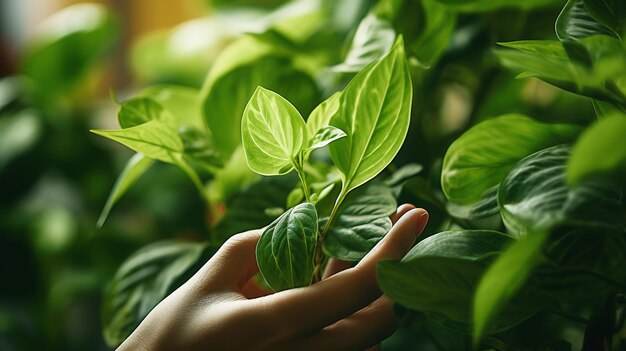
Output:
[415,210,429,238]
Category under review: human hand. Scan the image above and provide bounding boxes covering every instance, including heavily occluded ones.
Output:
[118,204,428,351]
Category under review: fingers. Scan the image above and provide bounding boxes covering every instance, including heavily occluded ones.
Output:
[259,208,428,334]
[390,203,416,225]
[298,296,396,351]
[192,229,262,292]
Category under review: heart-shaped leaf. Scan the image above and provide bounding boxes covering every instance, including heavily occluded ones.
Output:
[322,181,396,261]
[256,202,318,291]
[241,87,308,176]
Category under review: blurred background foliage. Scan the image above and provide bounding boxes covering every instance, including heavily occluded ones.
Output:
[0,0,622,350]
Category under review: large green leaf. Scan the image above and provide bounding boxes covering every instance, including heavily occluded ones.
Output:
[332,14,396,73]
[21,3,118,97]
[329,37,412,193]
[241,87,308,175]
[97,154,154,227]
[256,202,318,291]
[378,230,535,332]
[498,144,625,236]
[473,231,548,345]
[567,113,626,185]
[583,0,626,37]
[556,0,616,42]
[201,35,318,160]
[322,181,397,261]
[102,240,207,347]
[441,114,579,205]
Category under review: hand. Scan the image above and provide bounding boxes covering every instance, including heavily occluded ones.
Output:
[118,204,428,351]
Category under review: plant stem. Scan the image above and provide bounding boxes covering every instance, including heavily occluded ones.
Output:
[293,158,312,203]
[322,186,348,237]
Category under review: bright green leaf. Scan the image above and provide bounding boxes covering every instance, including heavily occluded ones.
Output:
[567,113,626,184]
[97,153,154,228]
[306,126,347,151]
[241,87,308,176]
[256,202,318,291]
[323,181,396,261]
[102,240,207,347]
[441,114,579,205]
[118,97,169,129]
[306,92,341,136]
[473,231,548,346]
[330,36,412,193]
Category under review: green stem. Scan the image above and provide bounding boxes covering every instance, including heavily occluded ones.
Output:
[293,158,312,203]
[322,186,348,237]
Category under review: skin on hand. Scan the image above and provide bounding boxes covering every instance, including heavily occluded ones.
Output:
[118,204,428,351]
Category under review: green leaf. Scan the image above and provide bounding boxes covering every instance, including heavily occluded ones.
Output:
[306,92,341,137]
[201,35,318,160]
[102,240,207,347]
[331,14,396,73]
[97,153,154,227]
[241,87,308,176]
[323,181,397,261]
[378,230,535,332]
[473,231,548,345]
[306,126,347,151]
[137,85,205,129]
[430,0,560,12]
[118,97,169,129]
[567,113,626,185]
[384,163,423,198]
[256,202,318,291]
[556,0,617,42]
[92,121,183,165]
[330,37,412,193]
[583,0,626,37]
[441,114,579,205]
[179,125,223,171]
[498,144,625,236]
[409,0,456,68]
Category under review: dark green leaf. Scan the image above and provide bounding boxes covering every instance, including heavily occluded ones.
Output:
[409,0,456,68]
[441,114,579,205]
[498,144,625,235]
[384,163,423,197]
[430,0,560,12]
[567,112,626,185]
[378,230,535,332]
[330,37,412,193]
[179,125,223,171]
[323,181,397,261]
[102,240,207,347]
[118,97,168,129]
[256,202,318,291]
[473,231,548,345]
[556,0,616,41]
[97,153,154,227]
[583,0,626,37]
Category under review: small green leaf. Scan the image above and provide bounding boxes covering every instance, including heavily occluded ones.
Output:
[256,202,318,291]
[179,125,223,171]
[331,14,396,73]
[556,0,616,42]
[306,92,341,137]
[383,163,423,197]
[102,240,207,347]
[498,145,625,235]
[378,230,535,332]
[567,113,626,185]
[97,153,154,228]
[306,126,347,151]
[330,36,412,194]
[241,87,308,176]
[323,182,396,261]
[118,97,169,128]
[441,114,579,205]
[473,231,548,346]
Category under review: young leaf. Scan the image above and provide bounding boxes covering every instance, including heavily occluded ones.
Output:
[329,36,412,194]
[378,230,536,332]
[118,97,168,128]
[441,114,579,205]
[473,231,548,346]
[97,153,154,227]
[256,202,318,291]
[498,145,625,236]
[241,87,308,176]
[567,113,626,185]
[322,181,396,261]
[102,240,207,347]
[306,92,341,137]
[306,126,347,151]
